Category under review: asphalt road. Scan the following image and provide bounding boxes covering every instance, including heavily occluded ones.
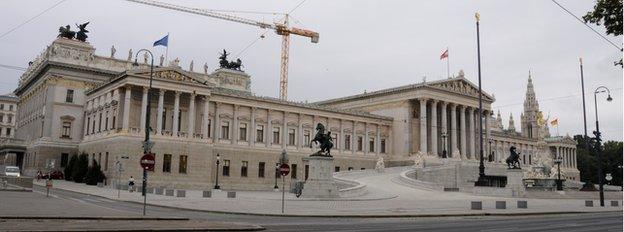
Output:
[28,185,624,231]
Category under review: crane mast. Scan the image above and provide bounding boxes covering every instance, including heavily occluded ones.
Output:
[126,0,319,100]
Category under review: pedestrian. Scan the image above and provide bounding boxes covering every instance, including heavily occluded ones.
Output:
[128,176,135,192]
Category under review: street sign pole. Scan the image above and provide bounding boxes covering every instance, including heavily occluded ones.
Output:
[139,153,155,216]
[142,167,147,216]
[282,175,285,213]
[278,163,290,214]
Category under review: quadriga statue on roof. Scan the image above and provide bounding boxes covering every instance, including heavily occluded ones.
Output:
[57,22,89,42]
[310,123,334,157]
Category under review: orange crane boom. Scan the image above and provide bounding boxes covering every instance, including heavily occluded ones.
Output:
[126,0,319,100]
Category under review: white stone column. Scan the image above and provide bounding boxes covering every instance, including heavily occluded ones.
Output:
[468,107,475,159]
[140,87,148,132]
[282,111,287,148]
[352,121,356,154]
[188,93,196,138]
[376,124,381,155]
[419,99,428,154]
[450,104,458,157]
[250,107,256,146]
[202,97,210,139]
[266,109,271,147]
[440,102,448,155]
[106,91,114,130]
[232,105,238,144]
[214,102,220,140]
[459,105,466,159]
[172,91,180,136]
[156,89,165,135]
[297,114,303,150]
[122,87,131,131]
[364,122,369,154]
[430,100,438,156]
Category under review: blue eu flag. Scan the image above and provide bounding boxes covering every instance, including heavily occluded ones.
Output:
[153,34,168,47]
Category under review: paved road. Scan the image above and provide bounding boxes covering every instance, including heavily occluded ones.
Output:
[19,186,624,231]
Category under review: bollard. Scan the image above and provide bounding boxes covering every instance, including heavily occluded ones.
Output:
[471,201,482,210]
[517,201,528,209]
[585,200,594,207]
[202,190,212,198]
[176,190,186,197]
[227,191,237,198]
[496,201,506,209]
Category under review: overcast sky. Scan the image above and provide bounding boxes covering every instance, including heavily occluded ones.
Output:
[0,0,622,141]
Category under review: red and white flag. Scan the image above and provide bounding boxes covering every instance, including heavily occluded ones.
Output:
[440,49,449,60]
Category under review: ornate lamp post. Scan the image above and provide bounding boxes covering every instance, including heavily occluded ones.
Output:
[554,154,563,191]
[214,154,221,189]
[593,85,612,207]
[578,58,595,191]
[473,12,489,186]
[133,49,154,216]
[441,132,448,158]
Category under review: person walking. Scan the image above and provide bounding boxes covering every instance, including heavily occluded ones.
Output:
[128,176,135,192]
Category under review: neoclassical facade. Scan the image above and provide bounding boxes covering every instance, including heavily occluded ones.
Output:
[4,36,580,190]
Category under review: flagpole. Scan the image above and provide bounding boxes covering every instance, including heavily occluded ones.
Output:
[165,33,169,64]
[446,47,450,78]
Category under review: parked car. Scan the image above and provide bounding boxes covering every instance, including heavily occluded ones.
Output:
[3,166,20,177]
[43,170,64,180]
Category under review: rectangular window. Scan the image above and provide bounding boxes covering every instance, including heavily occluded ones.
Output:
[0,104,3,110]
[98,113,102,132]
[6,128,10,136]
[304,130,310,146]
[348,167,354,171]
[9,105,12,111]
[258,162,265,178]
[369,138,375,152]
[162,108,167,131]
[381,139,386,153]
[221,121,230,139]
[223,160,230,176]
[207,119,211,138]
[163,154,172,172]
[86,117,90,135]
[65,89,74,103]
[98,153,102,166]
[7,115,12,123]
[105,111,109,130]
[345,134,351,150]
[272,127,280,144]
[335,166,340,172]
[104,152,108,171]
[241,161,248,177]
[179,155,188,174]
[256,125,264,142]
[61,121,71,138]
[357,136,363,151]
[361,168,366,170]
[92,119,96,134]
[239,123,247,141]
[291,164,297,179]
[0,114,3,123]
[61,153,69,168]
[112,110,116,130]
[288,128,296,146]
[331,133,338,149]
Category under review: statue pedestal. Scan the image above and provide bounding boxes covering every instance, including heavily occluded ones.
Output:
[506,169,526,197]
[301,156,340,198]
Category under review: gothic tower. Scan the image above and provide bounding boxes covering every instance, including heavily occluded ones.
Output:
[521,71,540,138]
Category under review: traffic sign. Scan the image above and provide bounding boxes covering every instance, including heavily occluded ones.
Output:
[140,153,155,171]
[279,163,290,176]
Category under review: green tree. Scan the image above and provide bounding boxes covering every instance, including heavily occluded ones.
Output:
[63,155,77,181]
[71,153,89,183]
[85,160,106,185]
[583,0,623,66]
[575,134,623,188]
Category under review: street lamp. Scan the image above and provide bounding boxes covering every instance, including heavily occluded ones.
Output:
[441,132,448,158]
[488,138,494,162]
[214,154,220,189]
[593,85,612,207]
[133,49,154,216]
[473,12,488,187]
[605,173,612,185]
[578,58,595,191]
[554,154,563,191]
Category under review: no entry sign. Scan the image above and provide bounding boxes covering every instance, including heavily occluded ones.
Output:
[140,153,155,171]
[279,163,290,176]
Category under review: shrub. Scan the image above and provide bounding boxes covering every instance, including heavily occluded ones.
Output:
[85,160,106,185]
[72,153,89,183]
[64,155,77,181]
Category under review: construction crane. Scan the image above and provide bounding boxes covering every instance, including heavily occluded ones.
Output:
[126,0,320,101]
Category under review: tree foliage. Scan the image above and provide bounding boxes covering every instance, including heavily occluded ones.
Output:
[63,155,77,181]
[574,134,623,187]
[85,159,106,185]
[71,153,89,183]
[583,0,623,66]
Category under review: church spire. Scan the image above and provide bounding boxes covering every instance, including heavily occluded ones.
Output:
[521,70,540,138]
[508,113,516,132]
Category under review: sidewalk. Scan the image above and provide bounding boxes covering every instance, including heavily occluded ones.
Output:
[35,168,623,217]
[0,219,264,231]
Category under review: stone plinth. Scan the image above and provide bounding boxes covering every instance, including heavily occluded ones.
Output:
[506,169,525,197]
[301,156,339,198]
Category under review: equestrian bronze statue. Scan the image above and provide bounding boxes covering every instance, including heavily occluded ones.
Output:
[310,123,334,157]
[505,146,521,169]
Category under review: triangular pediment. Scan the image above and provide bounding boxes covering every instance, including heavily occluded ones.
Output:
[129,67,209,86]
[429,77,494,102]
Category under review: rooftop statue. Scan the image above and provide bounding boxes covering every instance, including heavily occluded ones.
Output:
[218,49,244,71]
[58,25,75,40]
[75,22,89,42]
[310,123,333,157]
